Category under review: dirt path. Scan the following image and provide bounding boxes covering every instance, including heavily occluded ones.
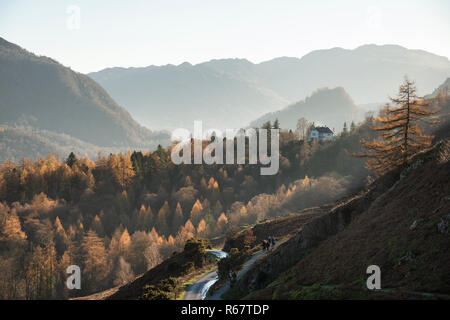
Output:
[206,251,264,300]
[183,250,227,300]
[183,268,220,300]
[183,241,285,300]
[207,240,287,300]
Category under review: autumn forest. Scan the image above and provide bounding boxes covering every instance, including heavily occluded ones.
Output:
[0,116,379,299]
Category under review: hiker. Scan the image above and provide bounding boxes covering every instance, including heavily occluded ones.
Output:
[267,237,272,250]
[262,240,267,251]
[230,270,237,286]
[270,236,275,247]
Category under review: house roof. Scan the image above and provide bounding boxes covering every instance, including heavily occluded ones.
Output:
[313,126,333,134]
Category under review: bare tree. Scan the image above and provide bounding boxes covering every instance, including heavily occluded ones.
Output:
[296,117,309,140]
[144,244,162,271]
[113,256,135,286]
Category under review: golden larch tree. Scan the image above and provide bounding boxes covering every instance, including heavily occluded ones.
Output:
[190,199,203,225]
[172,202,184,232]
[0,209,27,242]
[196,219,208,238]
[359,77,437,175]
[215,213,228,235]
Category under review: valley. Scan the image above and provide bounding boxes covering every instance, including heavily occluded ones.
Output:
[0,21,449,303]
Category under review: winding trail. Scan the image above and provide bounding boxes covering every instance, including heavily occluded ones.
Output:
[183,268,220,300]
[184,241,286,300]
[206,250,265,300]
[183,250,227,300]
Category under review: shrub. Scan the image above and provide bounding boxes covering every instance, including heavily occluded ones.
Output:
[140,277,179,300]
[183,238,211,267]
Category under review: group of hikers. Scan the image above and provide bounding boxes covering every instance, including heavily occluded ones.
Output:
[262,236,276,251]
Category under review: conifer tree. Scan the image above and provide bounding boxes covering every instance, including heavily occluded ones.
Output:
[190,199,203,225]
[207,177,215,189]
[0,209,27,242]
[110,152,135,191]
[261,121,272,130]
[185,175,193,186]
[273,119,280,130]
[54,216,69,255]
[196,219,208,238]
[212,200,223,218]
[172,202,184,233]
[183,219,196,236]
[66,152,77,168]
[215,213,228,235]
[119,228,131,254]
[25,242,58,299]
[200,177,207,193]
[156,201,170,235]
[358,77,436,175]
[80,230,108,293]
[137,205,153,231]
[57,250,72,299]
[91,215,105,237]
[299,140,311,165]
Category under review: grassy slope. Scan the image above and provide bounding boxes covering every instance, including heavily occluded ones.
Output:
[247,140,450,299]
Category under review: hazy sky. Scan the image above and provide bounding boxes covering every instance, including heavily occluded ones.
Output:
[1,0,449,73]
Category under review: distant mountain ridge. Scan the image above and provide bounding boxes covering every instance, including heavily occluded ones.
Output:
[89,59,288,131]
[0,125,123,163]
[0,37,169,151]
[89,44,450,130]
[250,87,362,132]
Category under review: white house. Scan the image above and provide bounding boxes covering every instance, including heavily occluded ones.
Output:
[308,126,334,142]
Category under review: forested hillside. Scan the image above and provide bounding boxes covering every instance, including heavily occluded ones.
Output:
[250,87,363,132]
[1,0,449,305]
[215,85,450,300]
[0,116,378,299]
[0,37,170,154]
[245,138,450,299]
[0,126,125,163]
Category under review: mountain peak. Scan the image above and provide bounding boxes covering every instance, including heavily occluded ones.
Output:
[0,37,16,48]
[250,86,360,132]
[0,37,168,150]
[200,57,253,68]
[178,61,192,68]
[354,43,406,51]
[89,43,450,130]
